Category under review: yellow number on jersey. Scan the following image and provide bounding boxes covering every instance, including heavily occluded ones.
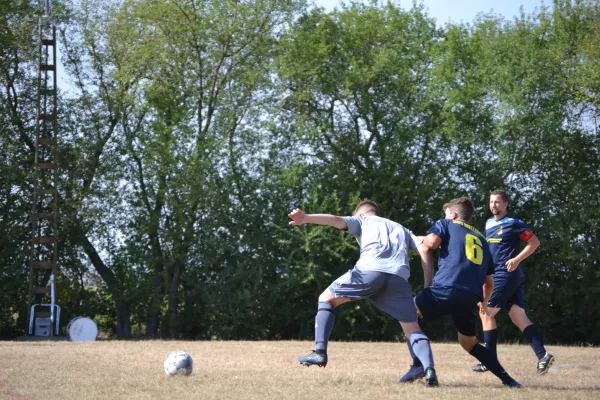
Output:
[465,233,483,265]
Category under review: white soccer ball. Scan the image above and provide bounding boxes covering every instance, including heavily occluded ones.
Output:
[163,351,193,376]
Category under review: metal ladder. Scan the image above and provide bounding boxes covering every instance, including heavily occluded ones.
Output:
[27,15,59,337]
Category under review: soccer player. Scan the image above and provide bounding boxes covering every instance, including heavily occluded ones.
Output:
[471,190,554,375]
[399,197,521,388]
[289,200,439,386]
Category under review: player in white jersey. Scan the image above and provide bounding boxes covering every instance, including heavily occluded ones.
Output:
[289,200,438,386]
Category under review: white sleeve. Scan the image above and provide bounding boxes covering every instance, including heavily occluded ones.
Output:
[407,230,422,251]
[344,216,362,236]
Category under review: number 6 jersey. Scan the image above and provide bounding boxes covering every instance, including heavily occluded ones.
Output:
[427,219,495,300]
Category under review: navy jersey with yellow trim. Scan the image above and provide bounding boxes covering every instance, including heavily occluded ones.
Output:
[485,215,534,275]
[427,219,494,300]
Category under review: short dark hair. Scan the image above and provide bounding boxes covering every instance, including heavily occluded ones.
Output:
[442,197,474,222]
[490,189,509,202]
[353,199,380,216]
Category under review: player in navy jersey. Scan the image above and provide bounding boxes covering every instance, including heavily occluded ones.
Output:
[471,190,554,375]
[399,197,521,388]
[289,200,439,386]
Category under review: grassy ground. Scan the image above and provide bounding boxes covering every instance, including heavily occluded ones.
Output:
[0,341,598,400]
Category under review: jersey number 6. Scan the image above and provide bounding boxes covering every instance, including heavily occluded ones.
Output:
[465,233,483,265]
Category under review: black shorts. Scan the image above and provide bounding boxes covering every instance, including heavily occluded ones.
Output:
[415,285,481,337]
[487,272,525,311]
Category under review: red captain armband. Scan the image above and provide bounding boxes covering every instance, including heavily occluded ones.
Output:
[520,228,535,242]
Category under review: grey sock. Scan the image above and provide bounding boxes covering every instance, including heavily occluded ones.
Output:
[409,331,434,370]
[407,339,422,367]
[315,301,335,352]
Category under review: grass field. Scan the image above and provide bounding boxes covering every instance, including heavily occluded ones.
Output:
[0,341,598,400]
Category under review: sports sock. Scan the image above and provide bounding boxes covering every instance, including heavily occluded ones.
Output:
[409,332,433,370]
[469,343,515,384]
[407,340,422,367]
[315,301,335,353]
[523,324,547,360]
[483,329,498,358]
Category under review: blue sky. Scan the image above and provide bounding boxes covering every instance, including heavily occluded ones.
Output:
[313,0,552,25]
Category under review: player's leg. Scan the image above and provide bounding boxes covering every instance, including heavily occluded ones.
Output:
[472,272,516,372]
[481,307,500,354]
[400,321,438,387]
[297,267,382,367]
[472,306,500,372]
[297,287,349,367]
[316,288,351,351]
[370,275,437,386]
[458,333,521,388]
[452,291,521,388]
[509,303,554,374]
[397,286,450,384]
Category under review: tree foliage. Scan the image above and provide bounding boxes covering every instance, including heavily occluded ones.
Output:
[1,0,599,344]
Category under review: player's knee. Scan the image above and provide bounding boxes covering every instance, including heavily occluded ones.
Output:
[509,304,525,315]
[458,334,476,352]
[400,321,422,337]
[508,305,528,322]
[319,291,351,308]
[480,312,494,322]
[318,290,334,303]
[491,306,501,316]
[510,311,532,330]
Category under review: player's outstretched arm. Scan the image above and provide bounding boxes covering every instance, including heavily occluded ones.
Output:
[288,208,348,230]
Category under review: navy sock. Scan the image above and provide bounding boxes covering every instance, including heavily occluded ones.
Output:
[470,343,514,384]
[315,301,335,353]
[409,332,434,370]
[483,329,498,358]
[407,340,422,367]
[523,324,546,360]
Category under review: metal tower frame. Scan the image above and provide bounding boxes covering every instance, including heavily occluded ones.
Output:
[27,9,59,336]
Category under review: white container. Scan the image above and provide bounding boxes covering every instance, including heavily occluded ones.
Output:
[34,317,52,336]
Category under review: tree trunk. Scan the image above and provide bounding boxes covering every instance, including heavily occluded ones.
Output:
[146,261,165,337]
[166,259,183,339]
[78,232,131,338]
[116,303,132,339]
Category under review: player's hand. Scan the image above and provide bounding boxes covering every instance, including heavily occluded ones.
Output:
[414,297,423,318]
[416,307,423,319]
[505,258,520,272]
[288,208,307,225]
[477,302,489,316]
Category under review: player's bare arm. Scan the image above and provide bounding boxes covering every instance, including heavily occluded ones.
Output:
[422,232,442,250]
[288,208,348,230]
[506,234,540,272]
[417,233,441,287]
[416,241,434,288]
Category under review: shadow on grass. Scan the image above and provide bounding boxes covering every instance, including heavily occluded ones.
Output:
[440,381,600,391]
[524,383,600,391]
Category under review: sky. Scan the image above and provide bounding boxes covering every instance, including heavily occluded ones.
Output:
[313,0,552,25]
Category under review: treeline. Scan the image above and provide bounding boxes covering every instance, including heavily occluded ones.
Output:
[1,0,599,344]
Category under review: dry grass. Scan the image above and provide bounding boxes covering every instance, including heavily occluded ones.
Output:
[0,341,598,400]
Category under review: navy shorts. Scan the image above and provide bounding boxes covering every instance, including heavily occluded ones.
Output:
[487,272,525,310]
[415,285,480,337]
[328,266,418,323]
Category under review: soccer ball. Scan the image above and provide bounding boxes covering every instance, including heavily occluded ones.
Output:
[163,351,193,376]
